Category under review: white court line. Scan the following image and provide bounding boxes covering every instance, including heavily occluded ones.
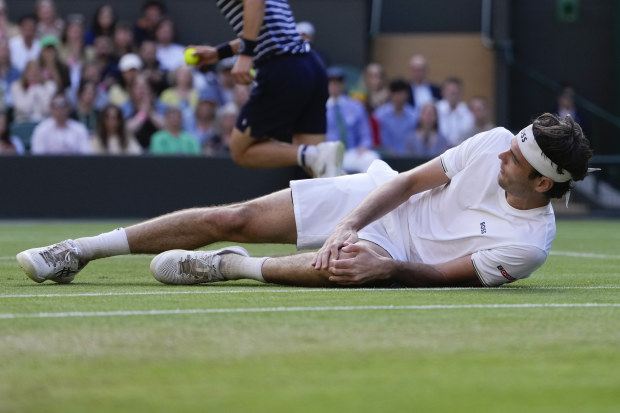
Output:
[2,286,620,299]
[550,251,620,259]
[1,303,619,320]
[0,255,147,261]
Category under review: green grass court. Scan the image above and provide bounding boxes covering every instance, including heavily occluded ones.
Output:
[1,220,619,412]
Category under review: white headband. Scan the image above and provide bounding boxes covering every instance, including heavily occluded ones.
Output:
[516,124,573,183]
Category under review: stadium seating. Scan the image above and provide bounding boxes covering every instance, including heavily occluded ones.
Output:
[10,122,39,152]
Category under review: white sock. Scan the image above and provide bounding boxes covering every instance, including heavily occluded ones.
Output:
[220,254,267,282]
[297,144,318,167]
[75,228,131,261]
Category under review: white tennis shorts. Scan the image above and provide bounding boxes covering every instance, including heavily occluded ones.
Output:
[290,160,413,262]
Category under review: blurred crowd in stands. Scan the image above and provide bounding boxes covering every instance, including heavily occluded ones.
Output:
[0,0,581,171]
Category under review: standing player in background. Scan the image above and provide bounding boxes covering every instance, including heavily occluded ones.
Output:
[188,0,343,177]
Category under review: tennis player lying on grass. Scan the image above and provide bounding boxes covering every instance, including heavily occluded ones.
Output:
[17,113,593,288]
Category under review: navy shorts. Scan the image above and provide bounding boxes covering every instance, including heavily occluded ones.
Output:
[236,51,328,142]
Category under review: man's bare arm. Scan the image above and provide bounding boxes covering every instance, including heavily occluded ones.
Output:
[232,0,264,84]
[328,244,483,288]
[314,157,451,270]
[391,255,483,287]
[188,0,263,72]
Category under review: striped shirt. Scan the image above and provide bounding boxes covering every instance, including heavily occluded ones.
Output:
[216,0,309,65]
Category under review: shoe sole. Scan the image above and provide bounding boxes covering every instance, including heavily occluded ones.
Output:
[16,251,45,283]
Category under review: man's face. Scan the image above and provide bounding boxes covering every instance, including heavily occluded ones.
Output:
[20,19,36,40]
[497,137,537,196]
[122,68,138,85]
[469,99,488,123]
[145,6,163,26]
[390,90,408,107]
[166,109,182,130]
[364,65,383,90]
[442,82,461,105]
[140,41,157,62]
[50,97,70,123]
[409,60,426,84]
[155,21,173,43]
[328,78,345,97]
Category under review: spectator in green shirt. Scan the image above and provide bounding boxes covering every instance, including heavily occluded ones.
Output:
[149,106,200,155]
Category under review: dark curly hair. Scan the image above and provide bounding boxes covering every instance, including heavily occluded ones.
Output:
[530,113,593,199]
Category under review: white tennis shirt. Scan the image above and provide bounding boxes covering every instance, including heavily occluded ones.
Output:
[292,127,555,287]
[409,127,554,286]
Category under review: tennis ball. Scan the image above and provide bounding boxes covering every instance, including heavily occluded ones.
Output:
[250,68,256,78]
[184,48,199,66]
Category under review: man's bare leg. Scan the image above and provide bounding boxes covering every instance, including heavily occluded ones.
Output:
[230,128,301,168]
[222,240,394,288]
[121,189,297,254]
[17,189,298,283]
[229,127,342,177]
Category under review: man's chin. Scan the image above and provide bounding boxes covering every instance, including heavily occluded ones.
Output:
[497,174,506,189]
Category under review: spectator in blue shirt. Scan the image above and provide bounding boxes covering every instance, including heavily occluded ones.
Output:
[325,67,379,173]
[406,102,450,157]
[0,37,20,111]
[374,79,418,156]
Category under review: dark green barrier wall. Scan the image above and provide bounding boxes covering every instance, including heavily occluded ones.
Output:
[0,156,424,219]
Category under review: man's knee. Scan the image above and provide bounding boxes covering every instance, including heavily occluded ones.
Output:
[292,133,324,147]
[203,204,254,238]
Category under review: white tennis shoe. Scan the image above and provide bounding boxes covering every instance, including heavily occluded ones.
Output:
[308,141,345,178]
[150,246,250,285]
[16,240,86,284]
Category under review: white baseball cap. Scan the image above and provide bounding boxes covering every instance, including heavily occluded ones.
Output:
[296,21,315,37]
[119,53,143,72]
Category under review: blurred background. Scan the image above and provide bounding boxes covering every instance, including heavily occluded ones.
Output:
[1,0,618,218]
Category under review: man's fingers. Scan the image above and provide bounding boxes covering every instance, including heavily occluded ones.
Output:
[329,258,355,273]
[313,249,330,270]
[341,243,362,253]
[328,245,340,267]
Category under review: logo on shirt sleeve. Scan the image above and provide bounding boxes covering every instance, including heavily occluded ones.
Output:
[497,265,516,282]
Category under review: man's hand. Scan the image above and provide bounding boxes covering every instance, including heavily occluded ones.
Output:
[187,45,219,66]
[312,225,359,270]
[327,243,392,285]
[231,55,255,85]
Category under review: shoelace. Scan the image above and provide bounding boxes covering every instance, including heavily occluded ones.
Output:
[64,247,79,264]
[178,254,218,281]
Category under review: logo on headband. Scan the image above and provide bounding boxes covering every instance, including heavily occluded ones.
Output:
[520,130,528,142]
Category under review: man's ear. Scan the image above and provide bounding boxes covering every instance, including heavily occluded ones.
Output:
[535,176,554,193]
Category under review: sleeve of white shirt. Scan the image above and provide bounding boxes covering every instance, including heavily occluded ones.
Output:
[439,128,507,178]
[472,246,547,287]
[77,124,93,155]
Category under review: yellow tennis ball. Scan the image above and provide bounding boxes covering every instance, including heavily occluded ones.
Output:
[184,48,199,66]
[250,68,256,78]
